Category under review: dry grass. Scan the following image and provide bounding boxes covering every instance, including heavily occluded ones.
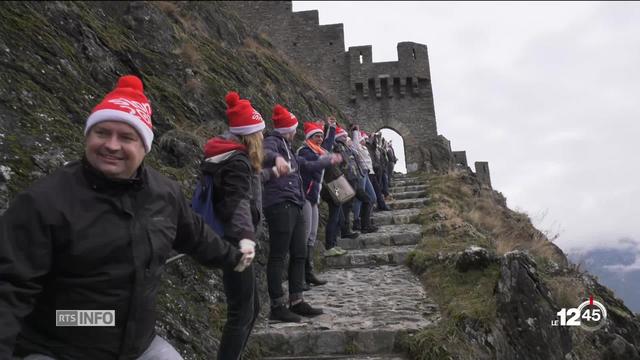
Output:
[427,171,567,265]
[546,275,588,309]
[180,42,202,66]
[155,1,179,18]
[184,77,204,94]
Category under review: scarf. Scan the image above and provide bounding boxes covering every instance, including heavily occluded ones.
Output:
[305,139,326,155]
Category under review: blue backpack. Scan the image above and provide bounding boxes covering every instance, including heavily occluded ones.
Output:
[191,174,224,236]
[191,154,251,237]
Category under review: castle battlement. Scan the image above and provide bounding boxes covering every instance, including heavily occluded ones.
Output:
[229,1,491,179]
[348,42,431,100]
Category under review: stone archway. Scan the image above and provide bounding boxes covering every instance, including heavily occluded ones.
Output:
[359,118,424,173]
[378,127,407,174]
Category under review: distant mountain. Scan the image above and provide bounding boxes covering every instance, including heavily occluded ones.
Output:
[568,239,640,313]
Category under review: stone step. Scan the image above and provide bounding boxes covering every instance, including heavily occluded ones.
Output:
[264,353,407,359]
[324,245,416,268]
[371,208,422,226]
[391,179,425,187]
[391,176,425,182]
[251,266,439,357]
[390,184,428,193]
[337,224,422,250]
[388,190,428,200]
[386,197,429,210]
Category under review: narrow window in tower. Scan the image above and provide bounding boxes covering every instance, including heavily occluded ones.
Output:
[293,42,297,47]
[359,52,363,64]
[412,48,416,60]
[329,42,333,45]
[380,78,389,97]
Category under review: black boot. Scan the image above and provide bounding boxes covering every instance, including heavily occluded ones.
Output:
[306,245,327,286]
[352,218,361,231]
[360,202,378,233]
[290,301,323,317]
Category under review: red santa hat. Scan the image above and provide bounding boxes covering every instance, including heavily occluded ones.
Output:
[360,130,369,140]
[271,104,299,134]
[335,126,347,139]
[225,91,265,136]
[85,75,154,153]
[303,122,324,139]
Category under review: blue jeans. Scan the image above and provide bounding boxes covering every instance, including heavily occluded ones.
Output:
[369,173,388,210]
[381,172,390,196]
[353,176,377,219]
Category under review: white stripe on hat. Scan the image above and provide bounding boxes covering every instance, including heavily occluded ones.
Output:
[229,121,266,136]
[305,129,323,139]
[85,109,154,153]
[275,122,299,135]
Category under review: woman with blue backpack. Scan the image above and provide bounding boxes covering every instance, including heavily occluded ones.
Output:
[197,91,277,360]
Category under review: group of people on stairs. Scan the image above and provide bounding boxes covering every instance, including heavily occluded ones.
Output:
[0,75,398,360]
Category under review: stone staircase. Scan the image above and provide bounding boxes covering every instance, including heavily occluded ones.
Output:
[249,175,439,359]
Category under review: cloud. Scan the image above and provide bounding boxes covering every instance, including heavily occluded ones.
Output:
[293,1,640,251]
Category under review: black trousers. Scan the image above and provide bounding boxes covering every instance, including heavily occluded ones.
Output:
[264,201,307,307]
[218,263,259,360]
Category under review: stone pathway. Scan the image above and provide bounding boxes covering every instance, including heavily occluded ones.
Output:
[250,175,439,359]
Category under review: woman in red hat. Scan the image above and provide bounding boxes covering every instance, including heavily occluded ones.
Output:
[297,116,339,289]
[199,91,275,359]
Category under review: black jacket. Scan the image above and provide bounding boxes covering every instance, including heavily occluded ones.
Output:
[0,159,242,360]
[262,131,332,209]
[201,148,262,244]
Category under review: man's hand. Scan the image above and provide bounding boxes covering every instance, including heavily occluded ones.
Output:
[327,116,337,127]
[233,239,256,272]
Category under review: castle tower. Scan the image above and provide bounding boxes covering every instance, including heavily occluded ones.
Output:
[230,1,466,173]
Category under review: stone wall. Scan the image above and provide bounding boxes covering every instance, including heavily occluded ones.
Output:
[452,151,468,167]
[475,161,492,188]
[229,1,487,177]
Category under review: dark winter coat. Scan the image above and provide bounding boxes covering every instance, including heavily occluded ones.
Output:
[296,126,336,204]
[262,131,332,209]
[0,159,242,360]
[201,132,266,244]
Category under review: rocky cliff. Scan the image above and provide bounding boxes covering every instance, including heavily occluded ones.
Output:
[1,2,639,360]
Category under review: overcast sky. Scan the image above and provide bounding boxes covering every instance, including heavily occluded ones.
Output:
[293,1,640,252]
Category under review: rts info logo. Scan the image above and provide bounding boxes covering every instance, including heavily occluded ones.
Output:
[551,296,607,331]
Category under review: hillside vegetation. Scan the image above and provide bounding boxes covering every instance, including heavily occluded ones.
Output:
[404,170,640,359]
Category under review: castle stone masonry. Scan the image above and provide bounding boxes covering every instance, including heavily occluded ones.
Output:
[231,1,491,182]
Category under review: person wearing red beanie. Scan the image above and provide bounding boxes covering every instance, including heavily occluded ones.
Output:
[297,116,340,289]
[262,104,342,322]
[199,91,275,360]
[0,75,248,360]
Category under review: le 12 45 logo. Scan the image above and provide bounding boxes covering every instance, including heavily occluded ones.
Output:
[551,296,607,331]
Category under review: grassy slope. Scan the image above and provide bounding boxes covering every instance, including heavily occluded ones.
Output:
[403,170,639,359]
